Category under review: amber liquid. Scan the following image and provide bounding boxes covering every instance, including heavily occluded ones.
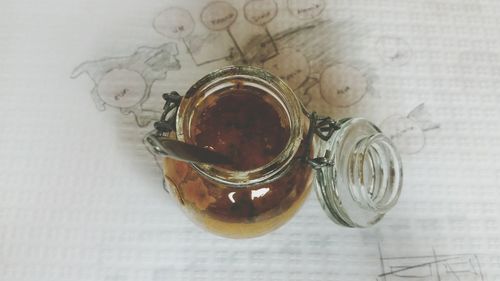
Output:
[164,88,313,238]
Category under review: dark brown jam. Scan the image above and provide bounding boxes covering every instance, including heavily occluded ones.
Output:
[163,87,313,238]
[190,88,290,170]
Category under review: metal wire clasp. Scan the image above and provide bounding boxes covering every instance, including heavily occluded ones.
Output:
[303,112,341,169]
[153,91,181,134]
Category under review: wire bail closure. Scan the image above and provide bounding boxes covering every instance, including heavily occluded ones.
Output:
[303,112,341,169]
[154,91,181,135]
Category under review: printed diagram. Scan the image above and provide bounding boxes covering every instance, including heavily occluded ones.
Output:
[287,0,326,19]
[380,103,440,154]
[72,1,420,127]
[72,0,414,179]
[71,43,180,127]
[319,63,369,107]
[152,0,376,113]
[255,22,377,113]
[234,1,376,112]
[378,247,484,281]
[242,0,279,62]
[154,3,244,65]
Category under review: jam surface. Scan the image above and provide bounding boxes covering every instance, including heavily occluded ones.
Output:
[190,88,290,170]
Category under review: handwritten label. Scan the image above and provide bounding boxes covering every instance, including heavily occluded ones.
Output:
[263,48,310,90]
[244,0,278,26]
[114,89,128,101]
[320,64,366,107]
[154,7,194,39]
[380,116,425,154]
[288,0,325,19]
[97,69,146,108]
[201,2,238,31]
[336,86,350,95]
[375,36,412,66]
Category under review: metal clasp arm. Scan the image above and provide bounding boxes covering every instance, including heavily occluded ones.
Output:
[153,91,181,134]
[304,112,341,169]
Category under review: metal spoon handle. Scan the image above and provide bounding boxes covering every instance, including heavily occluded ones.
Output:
[144,133,232,165]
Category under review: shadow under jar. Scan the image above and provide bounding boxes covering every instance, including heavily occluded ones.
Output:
[145,66,403,238]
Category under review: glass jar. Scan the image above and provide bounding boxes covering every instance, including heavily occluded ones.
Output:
[145,65,402,238]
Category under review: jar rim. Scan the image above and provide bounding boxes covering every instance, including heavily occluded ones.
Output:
[176,65,305,187]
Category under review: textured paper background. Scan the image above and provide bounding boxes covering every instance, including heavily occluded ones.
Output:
[1,0,500,280]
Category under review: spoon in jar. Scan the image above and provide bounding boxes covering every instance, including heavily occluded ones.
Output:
[144,134,233,165]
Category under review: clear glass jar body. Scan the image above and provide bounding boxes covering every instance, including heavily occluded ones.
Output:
[146,66,403,238]
[163,66,314,238]
[163,153,313,238]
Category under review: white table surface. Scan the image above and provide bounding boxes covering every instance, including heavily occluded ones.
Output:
[1,0,500,280]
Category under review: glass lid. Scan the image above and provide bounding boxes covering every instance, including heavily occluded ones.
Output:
[313,118,403,227]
